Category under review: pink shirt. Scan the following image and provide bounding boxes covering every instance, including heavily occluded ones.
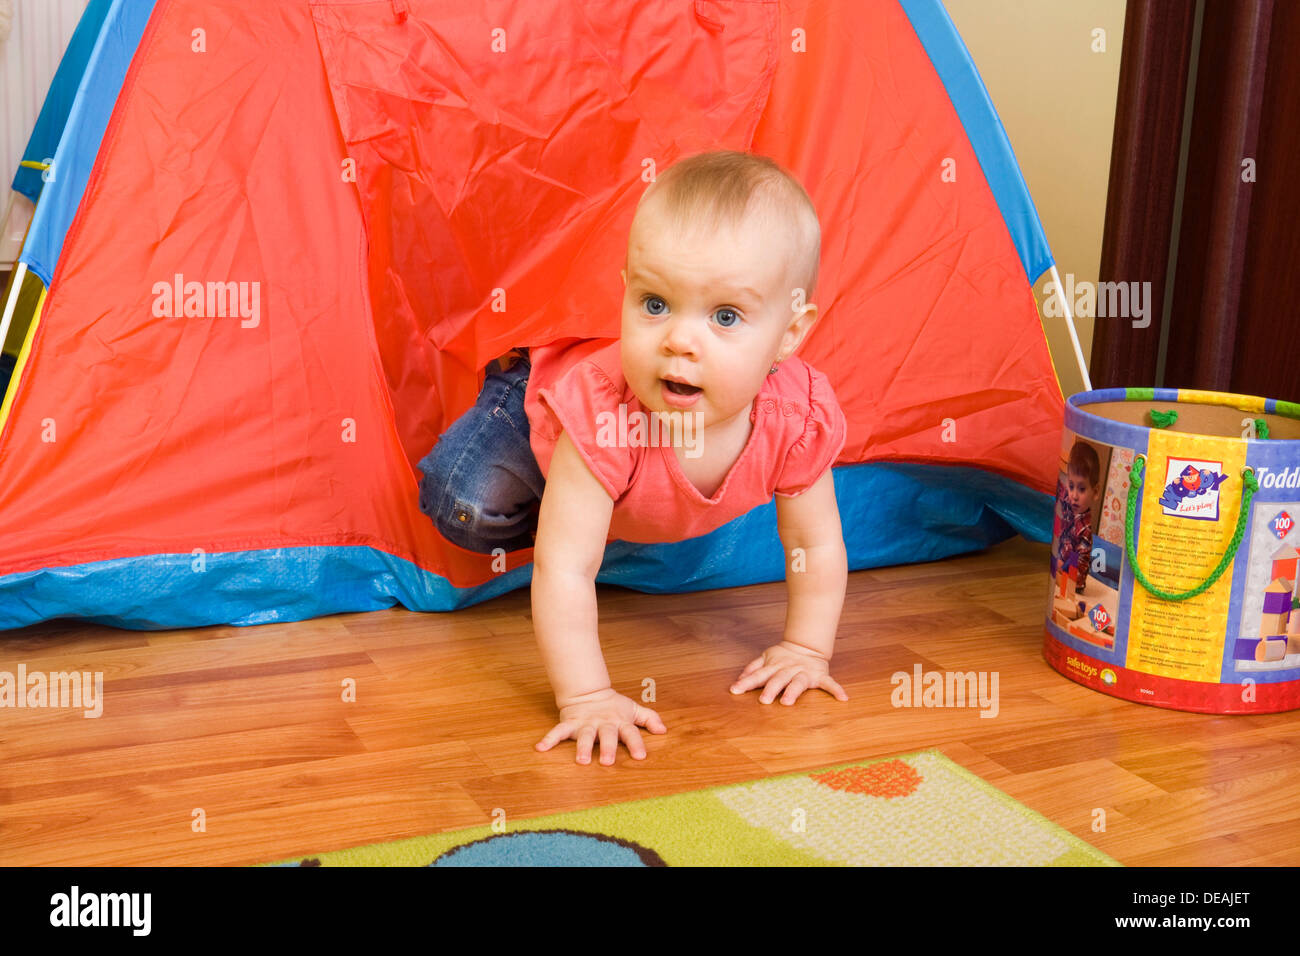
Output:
[524,338,847,544]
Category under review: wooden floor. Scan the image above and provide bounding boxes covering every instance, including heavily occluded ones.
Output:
[2,535,1298,866]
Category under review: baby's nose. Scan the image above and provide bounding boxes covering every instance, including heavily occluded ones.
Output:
[662,318,699,354]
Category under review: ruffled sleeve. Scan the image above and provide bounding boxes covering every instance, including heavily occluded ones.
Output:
[533,356,634,502]
[773,364,848,498]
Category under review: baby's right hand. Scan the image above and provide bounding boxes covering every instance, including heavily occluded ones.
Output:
[535,687,667,765]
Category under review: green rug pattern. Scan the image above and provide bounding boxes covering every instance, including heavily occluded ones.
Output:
[264,750,1119,866]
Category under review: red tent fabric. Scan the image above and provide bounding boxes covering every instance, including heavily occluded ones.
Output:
[0,0,1063,626]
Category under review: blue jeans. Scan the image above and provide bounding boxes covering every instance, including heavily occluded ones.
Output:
[417,353,545,553]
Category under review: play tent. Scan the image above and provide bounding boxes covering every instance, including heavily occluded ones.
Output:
[0,0,1080,631]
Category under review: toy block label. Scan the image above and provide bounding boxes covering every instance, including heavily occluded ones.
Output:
[1272,511,1294,539]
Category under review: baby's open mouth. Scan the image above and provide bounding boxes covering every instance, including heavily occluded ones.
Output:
[662,379,702,396]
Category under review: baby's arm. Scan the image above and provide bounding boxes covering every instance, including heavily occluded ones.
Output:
[531,429,666,763]
[731,469,849,704]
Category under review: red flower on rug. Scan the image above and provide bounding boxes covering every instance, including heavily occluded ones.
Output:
[809,760,922,798]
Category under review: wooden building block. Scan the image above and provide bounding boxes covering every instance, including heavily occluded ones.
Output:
[1053,597,1081,622]
[1263,578,1294,614]
[1271,548,1300,584]
[1256,639,1287,662]
[1068,617,1114,648]
[1260,612,1290,638]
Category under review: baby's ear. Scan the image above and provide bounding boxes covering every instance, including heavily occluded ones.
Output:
[784,300,818,354]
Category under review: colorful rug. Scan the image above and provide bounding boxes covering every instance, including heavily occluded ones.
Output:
[263,750,1118,866]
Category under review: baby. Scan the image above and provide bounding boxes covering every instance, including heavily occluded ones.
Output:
[1055,440,1100,595]
[418,150,849,765]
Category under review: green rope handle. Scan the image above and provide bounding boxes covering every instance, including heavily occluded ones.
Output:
[1149,409,1178,428]
[1125,456,1258,600]
[1256,418,1270,440]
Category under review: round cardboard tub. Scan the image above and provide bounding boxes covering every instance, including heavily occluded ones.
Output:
[1043,387,1300,713]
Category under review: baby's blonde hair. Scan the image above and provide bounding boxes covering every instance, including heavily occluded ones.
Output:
[637,150,821,301]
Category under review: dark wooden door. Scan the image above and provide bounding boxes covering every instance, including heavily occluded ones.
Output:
[1091,0,1300,401]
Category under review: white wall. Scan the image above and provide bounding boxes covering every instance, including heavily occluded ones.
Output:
[943,0,1128,397]
[0,0,90,267]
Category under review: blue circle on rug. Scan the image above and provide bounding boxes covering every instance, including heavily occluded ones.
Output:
[430,829,664,866]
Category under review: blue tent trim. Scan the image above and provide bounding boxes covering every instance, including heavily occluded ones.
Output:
[898,0,1054,284]
[0,461,1051,630]
[11,0,113,203]
[20,0,156,285]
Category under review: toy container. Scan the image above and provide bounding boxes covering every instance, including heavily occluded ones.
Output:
[1043,387,1300,713]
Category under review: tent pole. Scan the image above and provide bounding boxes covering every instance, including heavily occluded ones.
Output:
[0,260,27,357]
[1049,264,1093,393]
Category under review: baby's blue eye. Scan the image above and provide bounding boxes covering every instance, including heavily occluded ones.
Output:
[643,296,667,315]
[714,308,740,327]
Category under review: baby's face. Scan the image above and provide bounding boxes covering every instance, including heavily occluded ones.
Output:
[619,198,814,432]
[1066,469,1097,512]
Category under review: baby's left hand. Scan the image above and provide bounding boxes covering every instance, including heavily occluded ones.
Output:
[730,641,849,705]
